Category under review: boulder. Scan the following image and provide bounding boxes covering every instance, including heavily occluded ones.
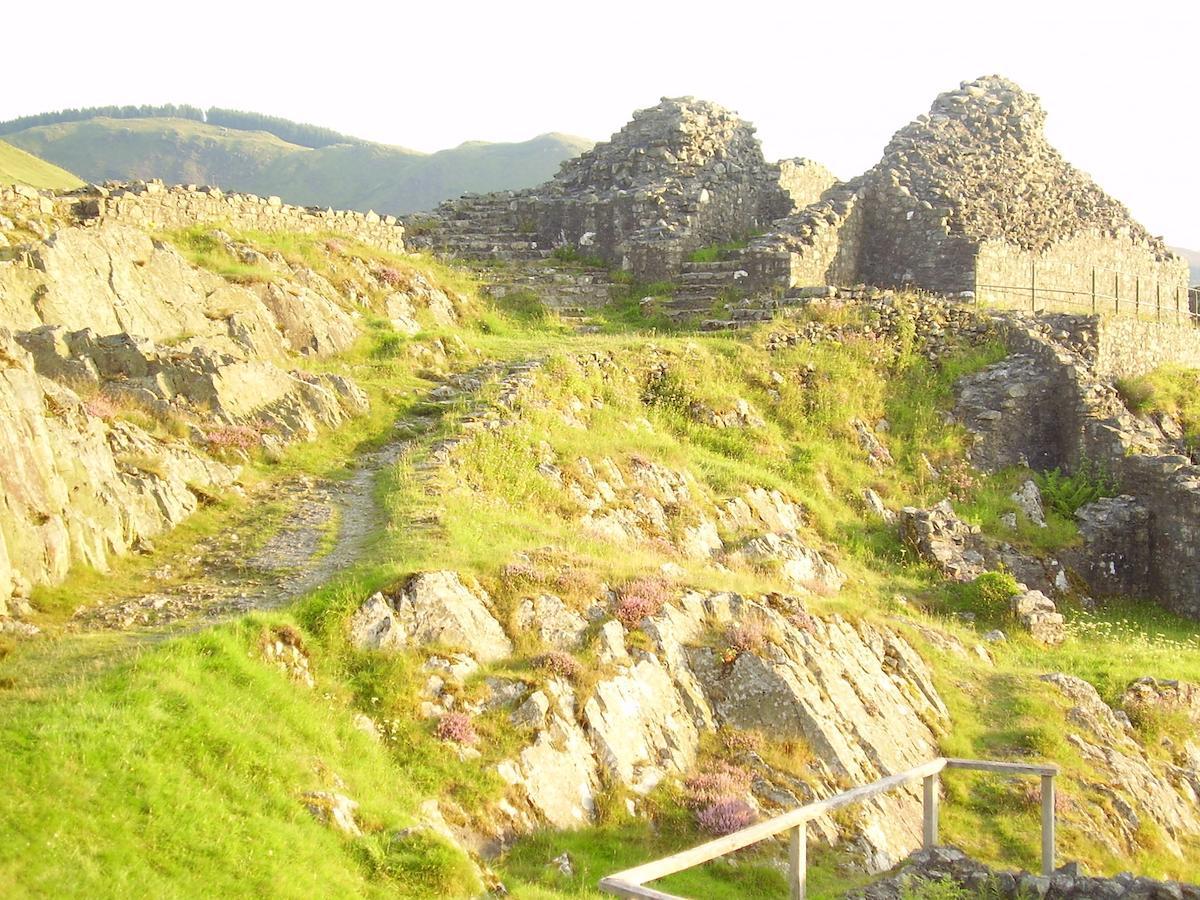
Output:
[347,571,513,662]
[1011,479,1046,527]
[513,593,587,650]
[899,500,985,580]
[1011,589,1066,645]
[301,791,361,836]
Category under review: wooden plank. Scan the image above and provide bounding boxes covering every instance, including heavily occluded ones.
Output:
[789,823,806,900]
[944,758,1058,777]
[599,877,686,899]
[605,758,947,887]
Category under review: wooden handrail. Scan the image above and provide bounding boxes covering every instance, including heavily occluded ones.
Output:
[598,757,1059,900]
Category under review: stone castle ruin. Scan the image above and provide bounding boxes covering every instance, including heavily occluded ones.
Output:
[746,76,1189,311]
[408,97,836,278]
[413,77,1190,319]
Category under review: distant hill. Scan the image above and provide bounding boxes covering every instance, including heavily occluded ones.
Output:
[1171,246,1200,285]
[1,112,591,215]
[0,139,84,190]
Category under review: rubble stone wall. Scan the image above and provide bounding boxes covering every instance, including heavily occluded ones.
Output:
[2,181,407,254]
[771,158,838,216]
[747,76,1190,310]
[958,317,1200,619]
[746,192,866,290]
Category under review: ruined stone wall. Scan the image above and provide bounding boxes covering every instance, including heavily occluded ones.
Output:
[744,188,865,290]
[857,182,978,292]
[748,76,1188,305]
[13,181,407,254]
[1038,313,1200,380]
[411,98,821,281]
[770,158,838,217]
[959,317,1200,619]
[975,231,1191,319]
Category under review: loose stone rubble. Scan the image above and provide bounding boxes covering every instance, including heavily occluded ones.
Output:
[853,847,1199,899]
[899,500,986,581]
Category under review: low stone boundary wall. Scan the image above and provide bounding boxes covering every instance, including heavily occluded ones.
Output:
[2,181,406,255]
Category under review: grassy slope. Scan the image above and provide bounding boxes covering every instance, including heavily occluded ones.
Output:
[0,139,84,189]
[4,117,590,214]
[1,239,1198,897]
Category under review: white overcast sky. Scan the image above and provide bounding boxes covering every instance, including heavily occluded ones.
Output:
[6,0,1199,246]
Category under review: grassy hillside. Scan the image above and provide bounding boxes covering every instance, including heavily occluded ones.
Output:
[4,117,590,214]
[2,230,1198,896]
[0,139,84,190]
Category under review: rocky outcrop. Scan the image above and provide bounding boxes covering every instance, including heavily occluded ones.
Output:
[348,571,514,663]
[15,326,367,447]
[0,222,364,360]
[351,575,951,872]
[1040,672,1200,860]
[853,847,1199,900]
[0,329,237,619]
[1122,677,1200,727]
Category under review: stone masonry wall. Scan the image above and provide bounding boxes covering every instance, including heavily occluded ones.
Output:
[4,181,407,255]
[976,231,1190,319]
[745,76,1189,307]
[957,316,1200,619]
[771,158,838,217]
[745,186,865,290]
[409,99,833,282]
[1040,313,1200,380]
[858,180,978,292]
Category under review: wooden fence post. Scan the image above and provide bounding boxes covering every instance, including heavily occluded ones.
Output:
[1041,774,1056,877]
[1157,282,1161,322]
[789,823,807,900]
[1030,260,1037,311]
[1136,277,1141,319]
[1114,273,1120,315]
[1091,268,1097,314]
[923,774,939,848]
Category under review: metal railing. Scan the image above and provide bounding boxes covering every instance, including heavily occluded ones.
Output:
[974,260,1199,325]
[598,757,1059,900]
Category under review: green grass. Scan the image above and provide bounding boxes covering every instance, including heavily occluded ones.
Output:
[5,248,1200,898]
[496,808,872,899]
[1117,364,1200,453]
[168,225,278,282]
[0,139,84,189]
[686,237,753,264]
[0,618,481,898]
[956,467,1082,553]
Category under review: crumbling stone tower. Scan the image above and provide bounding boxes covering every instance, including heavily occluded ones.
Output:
[747,76,1189,310]
[409,98,835,280]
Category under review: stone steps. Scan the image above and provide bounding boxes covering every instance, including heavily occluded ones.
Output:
[680,258,745,274]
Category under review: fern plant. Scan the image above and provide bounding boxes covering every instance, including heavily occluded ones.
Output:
[1035,461,1118,518]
